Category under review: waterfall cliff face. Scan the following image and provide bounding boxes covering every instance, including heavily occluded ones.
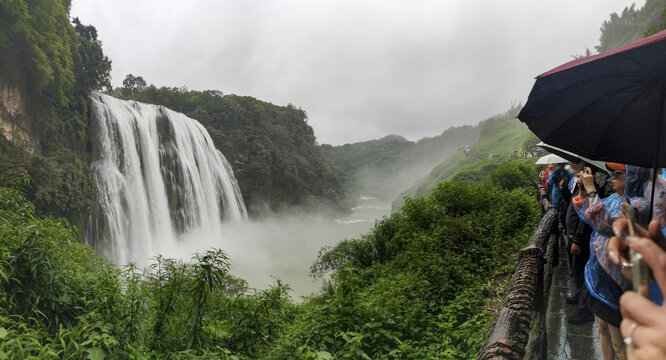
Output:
[86,93,247,265]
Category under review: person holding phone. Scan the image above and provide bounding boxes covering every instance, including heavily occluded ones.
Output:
[573,164,651,360]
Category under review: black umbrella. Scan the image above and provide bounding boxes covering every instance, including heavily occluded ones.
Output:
[518,29,666,217]
[518,29,666,169]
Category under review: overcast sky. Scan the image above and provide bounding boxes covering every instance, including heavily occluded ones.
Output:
[70,0,645,145]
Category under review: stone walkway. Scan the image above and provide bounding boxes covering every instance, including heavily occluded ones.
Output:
[546,236,602,359]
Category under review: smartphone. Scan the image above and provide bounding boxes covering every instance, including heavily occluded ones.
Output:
[623,198,649,293]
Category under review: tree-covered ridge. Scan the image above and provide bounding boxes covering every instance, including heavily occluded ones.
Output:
[321,126,478,199]
[111,82,350,215]
[394,105,534,210]
[0,0,112,227]
[596,0,666,53]
[0,161,540,359]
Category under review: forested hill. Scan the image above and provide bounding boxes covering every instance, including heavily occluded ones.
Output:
[0,0,111,227]
[596,0,666,53]
[321,125,478,199]
[111,82,349,215]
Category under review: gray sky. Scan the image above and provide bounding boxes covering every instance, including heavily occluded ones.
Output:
[71,0,644,145]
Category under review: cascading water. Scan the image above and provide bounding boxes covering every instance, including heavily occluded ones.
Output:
[86,93,247,265]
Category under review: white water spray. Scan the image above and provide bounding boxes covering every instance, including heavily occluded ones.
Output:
[86,93,247,265]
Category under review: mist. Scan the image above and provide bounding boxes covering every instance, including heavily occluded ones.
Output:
[156,196,390,298]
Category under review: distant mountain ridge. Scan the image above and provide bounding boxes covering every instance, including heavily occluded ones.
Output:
[321,125,479,199]
[377,134,409,143]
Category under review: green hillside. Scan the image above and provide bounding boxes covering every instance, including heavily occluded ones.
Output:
[321,125,478,199]
[393,106,535,210]
[0,0,112,227]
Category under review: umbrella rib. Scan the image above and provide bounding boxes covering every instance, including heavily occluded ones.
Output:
[537,84,651,146]
[586,89,653,155]
[617,53,664,82]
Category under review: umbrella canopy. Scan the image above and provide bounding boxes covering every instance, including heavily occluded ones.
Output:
[535,153,567,165]
[518,29,666,169]
[537,142,610,174]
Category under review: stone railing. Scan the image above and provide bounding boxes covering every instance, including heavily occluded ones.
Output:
[477,184,559,360]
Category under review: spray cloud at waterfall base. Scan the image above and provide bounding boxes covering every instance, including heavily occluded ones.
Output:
[86,93,247,265]
[85,93,390,297]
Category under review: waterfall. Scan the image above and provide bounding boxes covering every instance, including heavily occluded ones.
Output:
[86,93,247,265]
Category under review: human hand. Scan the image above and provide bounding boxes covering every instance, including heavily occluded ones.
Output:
[610,218,666,267]
[579,167,596,193]
[576,171,587,197]
[619,231,666,359]
[570,243,581,255]
[560,178,567,187]
[609,218,663,281]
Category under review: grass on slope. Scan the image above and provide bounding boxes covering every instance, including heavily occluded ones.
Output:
[393,106,534,210]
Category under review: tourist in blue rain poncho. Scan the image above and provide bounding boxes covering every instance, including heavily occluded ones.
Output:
[573,164,651,360]
[548,164,571,222]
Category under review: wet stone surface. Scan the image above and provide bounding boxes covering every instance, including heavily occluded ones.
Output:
[546,240,602,359]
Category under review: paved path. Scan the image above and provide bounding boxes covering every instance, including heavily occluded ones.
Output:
[546,237,602,359]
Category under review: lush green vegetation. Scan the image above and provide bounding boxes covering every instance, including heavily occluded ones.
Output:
[110,80,350,215]
[0,161,539,359]
[0,0,111,226]
[596,0,666,52]
[321,126,478,199]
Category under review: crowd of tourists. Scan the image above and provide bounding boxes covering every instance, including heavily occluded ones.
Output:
[538,162,666,359]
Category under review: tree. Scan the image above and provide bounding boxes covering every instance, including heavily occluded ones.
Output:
[645,6,666,36]
[571,47,593,60]
[0,0,77,104]
[121,74,147,96]
[72,17,112,93]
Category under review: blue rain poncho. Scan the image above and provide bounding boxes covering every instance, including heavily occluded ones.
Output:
[573,166,662,310]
